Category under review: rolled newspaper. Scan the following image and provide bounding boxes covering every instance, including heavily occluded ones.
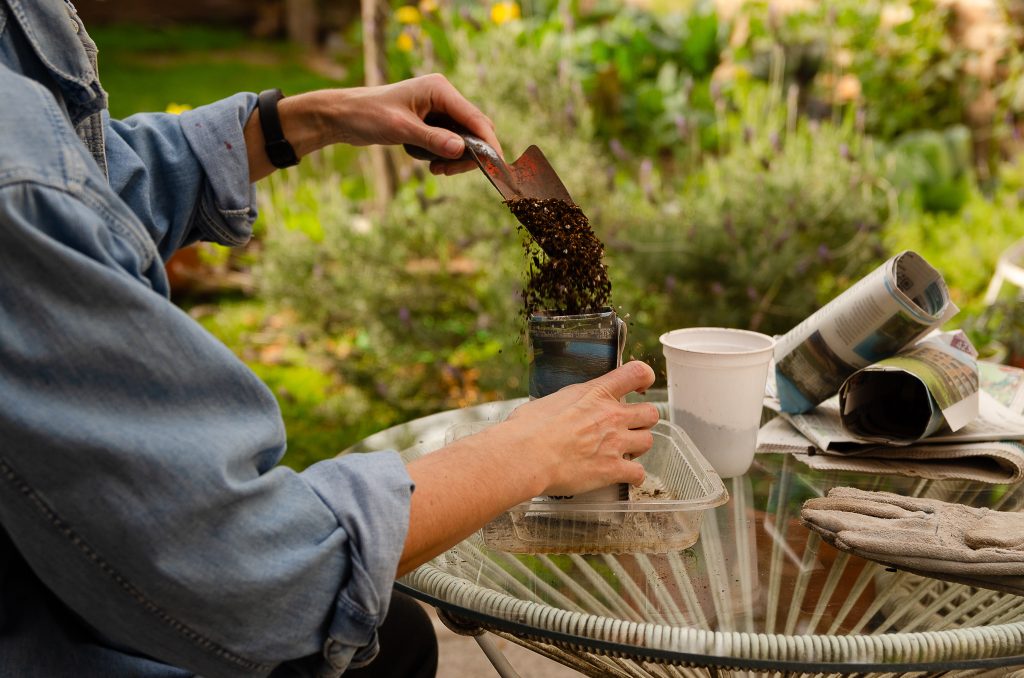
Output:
[774,251,958,414]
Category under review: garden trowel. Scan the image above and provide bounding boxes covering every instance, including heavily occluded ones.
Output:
[403,114,574,204]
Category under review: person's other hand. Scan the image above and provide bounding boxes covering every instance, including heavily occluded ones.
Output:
[499,360,659,497]
[323,73,502,176]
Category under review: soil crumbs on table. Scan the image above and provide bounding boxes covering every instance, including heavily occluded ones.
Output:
[506,198,611,315]
[483,474,685,554]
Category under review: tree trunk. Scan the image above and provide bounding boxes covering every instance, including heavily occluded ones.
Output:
[285,0,318,48]
[361,0,397,209]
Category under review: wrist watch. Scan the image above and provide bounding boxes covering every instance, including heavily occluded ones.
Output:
[257,88,299,168]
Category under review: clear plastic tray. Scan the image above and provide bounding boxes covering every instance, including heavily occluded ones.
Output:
[445,418,729,554]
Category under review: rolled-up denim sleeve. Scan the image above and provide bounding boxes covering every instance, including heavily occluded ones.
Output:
[0,175,412,677]
[103,93,258,260]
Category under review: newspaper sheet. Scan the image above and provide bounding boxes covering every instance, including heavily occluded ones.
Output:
[757,416,1024,484]
[774,251,958,414]
[980,361,1024,415]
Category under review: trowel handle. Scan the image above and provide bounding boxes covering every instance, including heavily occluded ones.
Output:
[402,113,501,168]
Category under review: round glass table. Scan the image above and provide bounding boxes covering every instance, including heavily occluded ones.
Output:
[344,399,1024,677]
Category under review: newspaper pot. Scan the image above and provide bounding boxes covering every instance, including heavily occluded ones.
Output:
[528,307,628,502]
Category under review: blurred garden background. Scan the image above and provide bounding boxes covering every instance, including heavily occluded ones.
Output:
[79,0,1024,469]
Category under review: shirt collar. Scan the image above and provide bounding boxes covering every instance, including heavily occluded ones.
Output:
[4,0,105,123]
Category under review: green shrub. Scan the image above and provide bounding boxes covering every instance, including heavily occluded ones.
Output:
[884,162,1024,319]
[617,83,892,344]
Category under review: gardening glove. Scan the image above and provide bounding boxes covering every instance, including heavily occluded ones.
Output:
[801,486,1024,596]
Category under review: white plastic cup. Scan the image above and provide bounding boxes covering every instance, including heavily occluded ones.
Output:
[659,328,775,478]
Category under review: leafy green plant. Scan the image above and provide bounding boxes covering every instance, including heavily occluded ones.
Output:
[566,4,723,157]
[962,299,1024,367]
[727,0,1022,172]
[835,0,967,140]
[883,168,1024,319]
[884,125,973,214]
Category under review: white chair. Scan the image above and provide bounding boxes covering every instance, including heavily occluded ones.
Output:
[984,238,1024,305]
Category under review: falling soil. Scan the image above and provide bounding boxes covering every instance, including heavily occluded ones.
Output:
[505,198,611,315]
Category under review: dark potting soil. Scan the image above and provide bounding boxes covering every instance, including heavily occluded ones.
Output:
[505,198,611,315]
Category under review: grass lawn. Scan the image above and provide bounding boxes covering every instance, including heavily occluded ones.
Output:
[90,24,354,118]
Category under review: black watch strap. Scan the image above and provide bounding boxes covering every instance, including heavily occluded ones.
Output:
[257,88,299,169]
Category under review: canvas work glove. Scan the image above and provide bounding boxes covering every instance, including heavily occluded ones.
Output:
[801,487,1024,596]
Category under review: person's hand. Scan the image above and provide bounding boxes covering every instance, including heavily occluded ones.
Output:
[497,360,660,497]
[399,360,657,574]
[320,73,502,176]
[247,74,502,180]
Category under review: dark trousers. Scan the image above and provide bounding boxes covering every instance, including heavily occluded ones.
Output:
[345,590,438,678]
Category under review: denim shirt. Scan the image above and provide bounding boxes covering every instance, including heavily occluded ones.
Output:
[0,2,414,677]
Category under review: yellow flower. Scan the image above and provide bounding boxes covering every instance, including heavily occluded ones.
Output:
[491,1,521,24]
[419,0,438,12]
[396,30,415,53]
[395,5,421,24]
[165,103,192,115]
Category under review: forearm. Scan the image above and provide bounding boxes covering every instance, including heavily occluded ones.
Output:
[398,424,547,576]
[243,75,503,182]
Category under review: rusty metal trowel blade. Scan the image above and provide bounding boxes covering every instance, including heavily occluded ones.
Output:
[465,140,573,204]
[506,145,574,203]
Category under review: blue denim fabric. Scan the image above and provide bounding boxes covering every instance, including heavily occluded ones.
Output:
[0,2,414,677]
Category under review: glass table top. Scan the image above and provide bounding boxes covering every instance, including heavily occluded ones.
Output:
[345,399,1024,673]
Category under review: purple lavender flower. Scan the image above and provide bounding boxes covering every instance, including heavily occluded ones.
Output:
[565,101,577,126]
[710,281,725,296]
[675,114,689,139]
[639,158,654,197]
[609,138,628,161]
[723,215,736,241]
[558,59,571,84]
[818,244,831,261]
[665,274,677,293]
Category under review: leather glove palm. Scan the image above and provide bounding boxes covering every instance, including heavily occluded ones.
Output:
[801,487,1024,595]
